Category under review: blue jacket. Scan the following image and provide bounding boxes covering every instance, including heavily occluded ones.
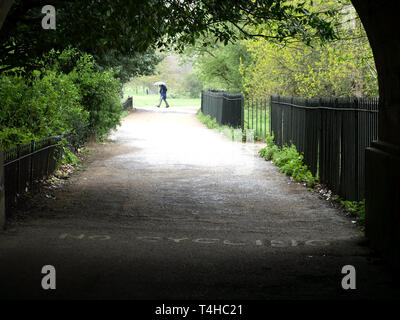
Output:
[160,85,167,98]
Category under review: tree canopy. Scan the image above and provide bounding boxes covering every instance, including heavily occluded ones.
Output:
[179,0,377,98]
[1,0,340,74]
[183,37,252,92]
[239,1,377,98]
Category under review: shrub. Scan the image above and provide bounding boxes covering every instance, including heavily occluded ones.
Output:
[259,134,280,160]
[259,134,316,187]
[75,68,122,138]
[259,135,366,225]
[0,48,123,150]
[197,111,219,129]
[339,198,366,225]
[31,70,87,139]
[0,71,86,149]
[62,147,79,166]
[59,50,123,138]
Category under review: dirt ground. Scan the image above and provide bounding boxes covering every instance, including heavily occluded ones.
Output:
[0,106,399,300]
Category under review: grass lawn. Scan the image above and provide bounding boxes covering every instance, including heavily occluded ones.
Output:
[244,108,270,139]
[122,92,201,108]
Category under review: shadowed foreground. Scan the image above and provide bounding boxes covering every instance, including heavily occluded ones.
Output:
[0,107,398,299]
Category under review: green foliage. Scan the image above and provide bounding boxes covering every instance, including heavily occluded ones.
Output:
[167,0,338,52]
[197,111,219,129]
[333,196,366,225]
[240,2,378,98]
[261,134,365,226]
[0,127,34,150]
[0,48,123,150]
[131,54,202,99]
[62,147,79,166]
[121,93,200,107]
[197,110,236,140]
[180,73,203,98]
[120,110,129,119]
[1,0,339,73]
[1,1,171,74]
[46,48,123,139]
[259,135,316,187]
[75,68,122,138]
[184,40,252,92]
[95,49,163,84]
[44,46,161,85]
[258,135,280,160]
[0,69,86,149]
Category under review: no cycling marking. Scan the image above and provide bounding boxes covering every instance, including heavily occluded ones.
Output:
[58,233,330,247]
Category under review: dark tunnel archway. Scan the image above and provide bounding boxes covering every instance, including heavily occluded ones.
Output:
[351,0,400,269]
[0,0,399,270]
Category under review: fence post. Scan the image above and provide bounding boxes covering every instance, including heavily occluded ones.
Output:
[30,140,34,187]
[46,138,50,176]
[241,95,244,132]
[0,148,5,229]
[201,90,204,114]
[16,145,21,195]
[354,98,359,200]
[255,99,258,137]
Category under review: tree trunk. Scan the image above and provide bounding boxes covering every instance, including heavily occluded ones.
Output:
[0,0,14,30]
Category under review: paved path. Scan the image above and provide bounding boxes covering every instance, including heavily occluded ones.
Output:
[0,107,398,299]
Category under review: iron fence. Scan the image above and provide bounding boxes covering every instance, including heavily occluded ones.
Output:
[201,90,244,129]
[270,95,379,201]
[244,98,270,139]
[122,97,133,110]
[3,136,63,211]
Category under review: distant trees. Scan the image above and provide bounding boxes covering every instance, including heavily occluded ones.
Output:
[182,73,203,98]
[131,54,203,98]
[182,0,377,98]
[184,38,252,92]
[239,1,377,98]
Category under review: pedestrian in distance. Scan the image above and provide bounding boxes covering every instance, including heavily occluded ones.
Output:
[157,84,170,108]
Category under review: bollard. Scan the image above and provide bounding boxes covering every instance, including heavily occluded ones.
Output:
[233,129,243,142]
[246,129,255,143]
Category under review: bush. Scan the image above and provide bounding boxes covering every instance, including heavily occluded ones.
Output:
[31,70,87,139]
[259,134,316,187]
[75,67,122,138]
[0,48,123,150]
[197,110,219,129]
[333,196,366,225]
[258,134,280,160]
[49,49,123,139]
[0,70,86,150]
[62,147,79,166]
[259,135,366,226]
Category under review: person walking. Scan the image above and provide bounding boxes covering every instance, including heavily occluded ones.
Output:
[157,84,170,108]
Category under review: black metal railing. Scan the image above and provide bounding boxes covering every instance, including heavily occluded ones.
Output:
[270,95,379,201]
[3,136,63,211]
[201,90,244,129]
[244,98,270,139]
[122,97,133,110]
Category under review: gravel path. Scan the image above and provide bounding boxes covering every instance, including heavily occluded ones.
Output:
[0,106,398,299]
